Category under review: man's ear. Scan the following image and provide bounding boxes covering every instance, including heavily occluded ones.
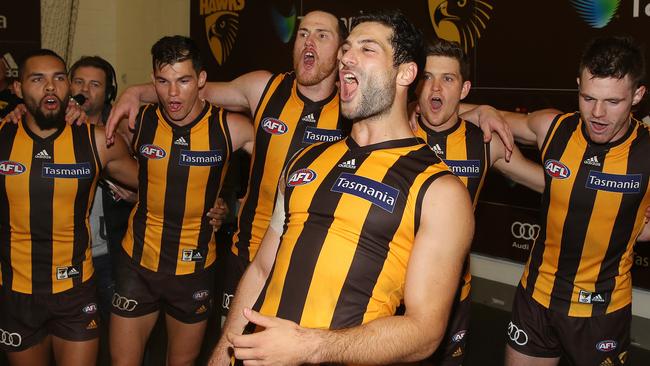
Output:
[13,80,23,99]
[397,62,418,88]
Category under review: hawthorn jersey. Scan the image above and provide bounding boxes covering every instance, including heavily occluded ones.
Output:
[232,72,349,262]
[253,137,451,329]
[415,118,489,301]
[0,120,100,294]
[521,112,650,317]
[122,103,232,275]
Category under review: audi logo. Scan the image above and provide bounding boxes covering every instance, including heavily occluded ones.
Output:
[112,293,138,312]
[511,222,541,241]
[507,321,528,346]
[0,328,22,347]
[222,293,234,310]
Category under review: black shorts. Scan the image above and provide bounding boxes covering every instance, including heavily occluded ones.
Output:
[508,285,630,366]
[219,251,248,316]
[0,280,100,352]
[112,252,215,323]
[426,295,470,366]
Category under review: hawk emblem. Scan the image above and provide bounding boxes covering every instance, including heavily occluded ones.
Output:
[204,11,239,65]
[428,0,494,53]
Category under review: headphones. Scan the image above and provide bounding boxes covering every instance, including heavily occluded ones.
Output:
[69,56,118,104]
[105,61,118,104]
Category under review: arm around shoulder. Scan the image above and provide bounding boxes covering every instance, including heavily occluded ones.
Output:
[200,70,273,113]
[95,126,138,190]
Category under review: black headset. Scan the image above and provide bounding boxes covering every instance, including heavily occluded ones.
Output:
[104,61,118,104]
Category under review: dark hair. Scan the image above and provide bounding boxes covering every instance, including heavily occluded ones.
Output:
[69,56,118,103]
[425,39,470,82]
[351,9,424,73]
[579,36,646,88]
[336,17,349,42]
[151,35,203,74]
[18,49,66,80]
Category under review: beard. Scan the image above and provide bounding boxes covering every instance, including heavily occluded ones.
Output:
[25,95,68,130]
[343,73,395,121]
[293,53,337,87]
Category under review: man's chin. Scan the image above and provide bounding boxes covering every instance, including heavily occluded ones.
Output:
[34,110,66,130]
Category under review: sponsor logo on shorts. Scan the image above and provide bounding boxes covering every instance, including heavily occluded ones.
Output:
[596,340,617,352]
[83,303,98,314]
[42,162,92,179]
[302,126,343,144]
[287,168,317,187]
[331,173,400,213]
[544,159,570,179]
[451,330,467,343]
[618,351,628,363]
[511,221,541,241]
[261,118,288,135]
[195,305,208,315]
[86,320,98,330]
[181,249,205,262]
[444,159,481,178]
[193,289,210,301]
[585,171,642,194]
[140,144,166,160]
[507,321,528,346]
[0,161,26,176]
[452,346,463,358]
[56,266,81,280]
[0,328,22,347]
[222,293,234,310]
[112,293,138,312]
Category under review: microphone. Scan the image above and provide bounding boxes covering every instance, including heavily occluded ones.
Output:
[71,94,86,105]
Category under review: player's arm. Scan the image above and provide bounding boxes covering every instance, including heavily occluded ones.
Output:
[225,174,474,365]
[208,183,286,366]
[226,111,254,155]
[461,103,559,149]
[94,126,138,190]
[637,206,650,242]
[490,134,545,193]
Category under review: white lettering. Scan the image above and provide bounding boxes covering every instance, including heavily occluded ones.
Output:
[43,166,91,176]
[588,175,640,190]
[335,177,395,206]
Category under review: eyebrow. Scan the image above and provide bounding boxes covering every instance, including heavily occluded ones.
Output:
[27,71,67,78]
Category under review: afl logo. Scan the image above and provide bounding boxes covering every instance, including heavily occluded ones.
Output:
[262,118,288,135]
[0,161,26,175]
[451,330,467,343]
[596,340,617,352]
[193,290,210,301]
[82,303,98,314]
[140,144,166,160]
[287,168,317,187]
[544,159,570,179]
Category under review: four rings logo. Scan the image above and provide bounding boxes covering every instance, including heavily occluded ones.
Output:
[222,293,234,310]
[112,293,138,312]
[511,221,541,241]
[507,321,528,346]
[0,328,22,348]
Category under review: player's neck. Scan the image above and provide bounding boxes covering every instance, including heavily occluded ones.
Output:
[296,73,337,102]
[424,111,460,133]
[350,99,414,146]
[86,112,103,126]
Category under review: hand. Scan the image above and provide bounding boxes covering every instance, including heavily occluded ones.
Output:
[227,308,319,366]
[4,103,26,124]
[207,198,230,232]
[65,98,88,125]
[105,88,142,145]
[475,105,514,161]
[106,180,137,203]
[645,205,650,223]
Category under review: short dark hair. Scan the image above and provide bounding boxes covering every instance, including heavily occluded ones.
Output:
[425,39,470,82]
[579,36,646,88]
[18,49,66,80]
[69,56,118,103]
[351,10,424,73]
[336,17,349,42]
[151,35,203,74]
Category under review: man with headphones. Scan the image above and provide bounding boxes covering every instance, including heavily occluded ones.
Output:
[69,56,136,323]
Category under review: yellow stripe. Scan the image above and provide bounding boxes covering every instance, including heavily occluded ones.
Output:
[7,125,33,293]
[51,126,77,293]
[446,123,469,187]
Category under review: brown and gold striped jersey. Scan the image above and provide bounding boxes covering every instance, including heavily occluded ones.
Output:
[0,120,100,294]
[122,103,232,275]
[415,118,489,301]
[521,112,650,316]
[231,72,350,262]
[253,137,451,329]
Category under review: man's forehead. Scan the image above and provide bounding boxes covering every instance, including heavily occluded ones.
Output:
[300,11,337,31]
[347,21,392,45]
[425,56,460,72]
[25,55,66,74]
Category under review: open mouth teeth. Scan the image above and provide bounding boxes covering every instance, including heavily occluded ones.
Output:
[343,73,357,84]
[45,97,57,104]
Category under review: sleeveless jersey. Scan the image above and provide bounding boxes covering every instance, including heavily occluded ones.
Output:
[122,103,232,275]
[521,112,650,316]
[232,72,350,261]
[0,120,100,294]
[415,118,489,301]
[254,137,451,329]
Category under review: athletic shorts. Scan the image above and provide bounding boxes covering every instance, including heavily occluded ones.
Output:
[220,251,248,316]
[0,280,100,352]
[426,296,470,366]
[508,285,630,366]
[111,251,215,323]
